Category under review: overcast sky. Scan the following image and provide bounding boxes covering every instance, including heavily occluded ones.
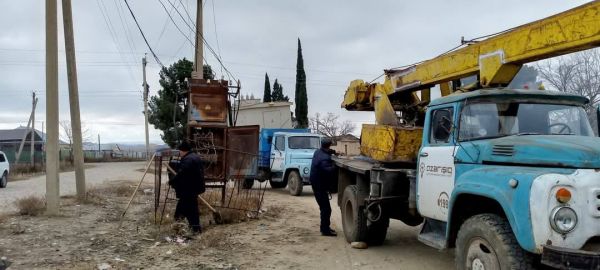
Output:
[0,0,592,144]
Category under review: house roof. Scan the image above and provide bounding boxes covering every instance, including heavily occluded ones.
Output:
[238,101,293,110]
[0,127,44,142]
[332,134,359,142]
[0,127,67,144]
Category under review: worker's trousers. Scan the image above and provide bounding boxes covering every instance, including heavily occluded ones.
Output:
[313,188,332,233]
[174,196,201,233]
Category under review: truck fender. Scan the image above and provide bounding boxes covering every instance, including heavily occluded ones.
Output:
[448,182,536,252]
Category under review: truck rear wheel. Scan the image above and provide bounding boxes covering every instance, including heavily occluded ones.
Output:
[342,185,367,243]
[269,179,286,189]
[242,178,254,189]
[455,214,533,270]
[287,171,303,196]
[366,214,389,246]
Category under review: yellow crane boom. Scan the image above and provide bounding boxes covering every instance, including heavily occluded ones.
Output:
[343,1,600,123]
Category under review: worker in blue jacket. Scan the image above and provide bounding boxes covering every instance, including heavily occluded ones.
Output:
[310,138,337,236]
[169,142,205,234]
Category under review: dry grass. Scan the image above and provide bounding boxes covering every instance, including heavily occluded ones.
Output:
[0,213,10,224]
[14,195,46,216]
[263,205,285,219]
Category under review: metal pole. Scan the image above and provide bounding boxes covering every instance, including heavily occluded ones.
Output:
[62,0,86,200]
[46,0,60,215]
[192,0,203,79]
[143,55,150,160]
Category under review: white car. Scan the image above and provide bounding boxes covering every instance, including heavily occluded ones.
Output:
[0,151,9,188]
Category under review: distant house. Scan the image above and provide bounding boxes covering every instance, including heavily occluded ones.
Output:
[233,97,293,129]
[0,127,46,163]
[331,134,360,156]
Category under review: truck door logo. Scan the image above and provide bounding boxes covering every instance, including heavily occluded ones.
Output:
[420,163,453,178]
[437,192,449,216]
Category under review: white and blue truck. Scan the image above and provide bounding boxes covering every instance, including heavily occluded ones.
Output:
[334,2,600,268]
[250,128,322,196]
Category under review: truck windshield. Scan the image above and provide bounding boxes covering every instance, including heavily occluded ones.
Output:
[459,102,594,141]
[288,136,321,149]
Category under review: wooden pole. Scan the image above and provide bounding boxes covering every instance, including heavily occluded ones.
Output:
[118,153,156,228]
[30,92,37,168]
[15,98,36,165]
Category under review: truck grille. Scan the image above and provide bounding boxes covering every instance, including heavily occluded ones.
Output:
[492,145,515,156]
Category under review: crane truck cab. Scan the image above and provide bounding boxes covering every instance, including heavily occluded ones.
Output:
[335,89,600,269]
[256,129,323,196]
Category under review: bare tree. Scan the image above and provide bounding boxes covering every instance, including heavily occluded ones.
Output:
[537,48,600,115]
[309,113,356,138]
[60,120,92,149]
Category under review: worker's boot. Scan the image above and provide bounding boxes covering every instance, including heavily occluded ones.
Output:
[321,228,337,237]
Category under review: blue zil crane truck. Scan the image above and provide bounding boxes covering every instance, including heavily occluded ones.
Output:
[247,128,322,196]
[334,3,600,269]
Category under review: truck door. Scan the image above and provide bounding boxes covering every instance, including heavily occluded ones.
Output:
[270,135,286,173]
[417,107,456,222]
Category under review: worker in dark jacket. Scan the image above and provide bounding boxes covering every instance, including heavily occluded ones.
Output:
[310,138,337,236]
[169,142,205,234]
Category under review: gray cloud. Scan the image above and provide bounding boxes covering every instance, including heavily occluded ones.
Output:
[0,0,591,143]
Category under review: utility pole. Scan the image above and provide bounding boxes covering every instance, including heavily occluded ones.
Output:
[142,55,150,160]
[30,92,37,168]
[62,0,86,200]
[192,0,203,79]
[15,94,37,165]
[46,0,60,215]
[98,134,101,153]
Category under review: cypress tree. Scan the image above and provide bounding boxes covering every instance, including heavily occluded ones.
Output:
[272,79,289,102]
[263,73,272,102]
[295,38,308,128]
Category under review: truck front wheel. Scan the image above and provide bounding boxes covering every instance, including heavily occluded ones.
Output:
[287,171,303,196]
[455,214,533,270]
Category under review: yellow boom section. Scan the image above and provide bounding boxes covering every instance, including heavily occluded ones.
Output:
[391,1,600,92]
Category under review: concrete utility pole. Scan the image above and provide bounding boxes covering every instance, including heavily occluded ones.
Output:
[15,94,37,165]
[62,0,86,200]
[142,55,150,160]
[46,0,60,215]
[30,92,37,168]
[192,0,204,79]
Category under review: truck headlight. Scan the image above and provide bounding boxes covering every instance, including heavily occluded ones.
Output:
[303,167,309,175]
[550,206,578,234]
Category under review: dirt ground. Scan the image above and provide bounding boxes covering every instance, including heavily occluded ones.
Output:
[0,162,455,270]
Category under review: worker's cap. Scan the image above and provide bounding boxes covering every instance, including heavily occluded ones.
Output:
[321,138,333,148]
[177,141,192,152]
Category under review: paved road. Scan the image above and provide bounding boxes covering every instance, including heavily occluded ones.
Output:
[0,161,147,214]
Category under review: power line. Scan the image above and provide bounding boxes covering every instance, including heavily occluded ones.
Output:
[211,0,223,75]
[96,0,138,82]
[162,0,237,82]
[124,0,165,68]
